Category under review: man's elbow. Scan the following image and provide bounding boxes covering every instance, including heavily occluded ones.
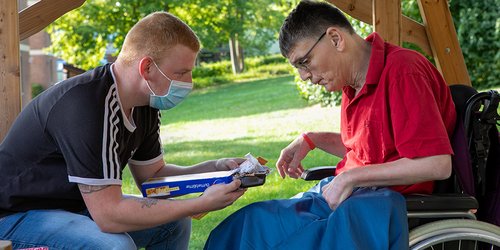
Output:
[433,155,452,180]
[91,211,126,233]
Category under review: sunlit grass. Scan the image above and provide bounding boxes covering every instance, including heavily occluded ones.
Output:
[122,75,342,249]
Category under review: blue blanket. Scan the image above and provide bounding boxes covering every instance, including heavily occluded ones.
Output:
[205,178,408,250]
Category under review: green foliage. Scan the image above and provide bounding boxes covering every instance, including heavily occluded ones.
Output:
[193,61,233,78]
[169,0,289,55]
[47,0,162,70]
[296,78,342,107]
[193,54,292,88]
[31,84,45,98]
[46,0,293,70]
[450,0,500,89]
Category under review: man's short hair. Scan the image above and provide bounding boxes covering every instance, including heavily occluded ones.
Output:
[118,11,200,65]
[279,0,354,58]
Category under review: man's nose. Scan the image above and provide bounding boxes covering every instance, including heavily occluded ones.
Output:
[298,70,312,82]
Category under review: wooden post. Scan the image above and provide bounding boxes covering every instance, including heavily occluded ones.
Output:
[0,0,21,142]
[417,0,470,86]
[373,0,402,46]
[19,0,86,40]
[0,240,12,250]
[329,0,432,56]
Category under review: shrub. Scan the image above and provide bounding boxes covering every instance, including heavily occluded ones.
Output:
[31,84,45,98]
[192,54,291,89]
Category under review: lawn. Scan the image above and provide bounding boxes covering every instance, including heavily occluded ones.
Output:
[121,75,342,249]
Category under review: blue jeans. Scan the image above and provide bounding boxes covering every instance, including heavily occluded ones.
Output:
[0,209,191,250]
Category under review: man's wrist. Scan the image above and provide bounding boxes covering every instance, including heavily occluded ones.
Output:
[301,132,316,150]
[214,159,221,171]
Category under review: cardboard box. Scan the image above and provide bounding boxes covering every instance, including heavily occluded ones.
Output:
[141,154,270,198]
[141,170,234,198]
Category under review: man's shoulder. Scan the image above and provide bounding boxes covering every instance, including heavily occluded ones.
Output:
[57,64,114,100]
[67,64,112,87]
[386,46,426,65]
[383,46,436,77]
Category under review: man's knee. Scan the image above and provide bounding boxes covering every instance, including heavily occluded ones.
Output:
[90,233,136,250]
[169,217,192,242]
[148,217,191,249]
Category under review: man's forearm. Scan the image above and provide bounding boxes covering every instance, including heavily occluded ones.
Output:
[307,132,346,158]
[153,160,218,178]
[342,154,452,188]
[80,184,206,233]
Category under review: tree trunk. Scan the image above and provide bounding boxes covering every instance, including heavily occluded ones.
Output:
[236,36,245,72]
[229,34,244,74]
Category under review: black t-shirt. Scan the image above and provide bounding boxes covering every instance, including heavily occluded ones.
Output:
[0,64,163,217]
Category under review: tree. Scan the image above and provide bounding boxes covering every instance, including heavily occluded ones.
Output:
[169,0,289,74]
[47,0,164,70]
[47,0,289,73]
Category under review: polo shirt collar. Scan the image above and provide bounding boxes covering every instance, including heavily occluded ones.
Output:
[365,32,386,86]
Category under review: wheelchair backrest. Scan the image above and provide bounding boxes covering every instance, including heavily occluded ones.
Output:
[441,85,500,226]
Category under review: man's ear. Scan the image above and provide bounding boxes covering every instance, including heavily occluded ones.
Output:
[326,27,344,51]
[138,57,154,80]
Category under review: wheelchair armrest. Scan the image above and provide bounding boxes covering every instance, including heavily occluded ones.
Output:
[301,166,336,181]
[406,193,478,212]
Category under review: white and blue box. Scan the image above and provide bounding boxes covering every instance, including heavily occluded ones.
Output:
[141,170,234,198]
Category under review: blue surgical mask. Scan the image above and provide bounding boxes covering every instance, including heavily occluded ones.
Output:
[146,61,193,110]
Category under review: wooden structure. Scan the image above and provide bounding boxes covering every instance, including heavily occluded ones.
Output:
[0,0,471,141]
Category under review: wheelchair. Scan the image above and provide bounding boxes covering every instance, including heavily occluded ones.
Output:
[301,85,500,250]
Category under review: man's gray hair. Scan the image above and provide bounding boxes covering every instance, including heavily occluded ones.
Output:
[279,0,354,58]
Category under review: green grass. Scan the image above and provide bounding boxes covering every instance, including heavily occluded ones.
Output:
[121,75,342,249]
[121,80,500,249]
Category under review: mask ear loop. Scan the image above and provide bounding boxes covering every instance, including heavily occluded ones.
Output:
[150,60,176,96]
[145,80,156,95]
[152,60,173,82]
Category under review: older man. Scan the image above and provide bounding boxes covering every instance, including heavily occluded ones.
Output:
[205,1,455,249]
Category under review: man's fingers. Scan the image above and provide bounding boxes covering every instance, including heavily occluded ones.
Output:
[287,148,306,173]
[230,179,242,190]
[276,158,287,178]
[227,158,243,169]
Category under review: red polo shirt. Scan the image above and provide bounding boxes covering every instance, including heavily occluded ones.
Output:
[335,32,456,194]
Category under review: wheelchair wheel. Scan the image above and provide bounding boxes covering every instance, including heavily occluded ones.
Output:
[409,219,500,250]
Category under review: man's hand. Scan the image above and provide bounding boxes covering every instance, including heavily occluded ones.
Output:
[214,158,245,171]
[276,135,311,178]
[200,179,246,211]
[321,172,354,210]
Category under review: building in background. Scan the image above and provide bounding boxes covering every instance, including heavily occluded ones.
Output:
[19,0,84,107]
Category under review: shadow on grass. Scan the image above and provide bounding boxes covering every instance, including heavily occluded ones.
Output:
[160,76,310,124]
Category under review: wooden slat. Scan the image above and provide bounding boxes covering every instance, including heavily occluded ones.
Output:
[0,240,12,250]
[417,0,470,86]
[19,0,86,40]
[373,0,401,45]
[328,0,432,55]
[0,0,21,142]
[401,16,431,55]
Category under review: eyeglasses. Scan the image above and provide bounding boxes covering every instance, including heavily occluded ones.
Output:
[292,31,326,71]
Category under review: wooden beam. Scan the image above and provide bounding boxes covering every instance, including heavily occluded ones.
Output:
[417,0,470,86]
[372,0,401,45]
[328,0,432,55]
[19,0,86,40]
[0,0,21,142]
[401,16,431,56]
